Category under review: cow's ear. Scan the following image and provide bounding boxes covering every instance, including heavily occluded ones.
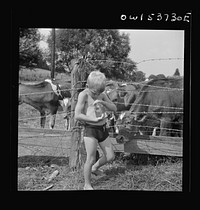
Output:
[118,83,126,87]
[106,81,114,87]
[135,84,141,89]
[129,113,135,120]
[119,112,127,120]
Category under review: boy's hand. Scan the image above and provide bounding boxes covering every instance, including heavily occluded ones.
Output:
[93,100,103,106]
[95,113,106,122]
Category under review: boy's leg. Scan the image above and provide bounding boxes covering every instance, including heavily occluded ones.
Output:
[92,137,115,172]
[83,136,98,190]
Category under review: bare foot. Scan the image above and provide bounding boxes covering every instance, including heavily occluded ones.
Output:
[91,169,104,176]
[83,185,94,190]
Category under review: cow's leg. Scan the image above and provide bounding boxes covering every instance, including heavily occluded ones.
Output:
[152,127,159,136]
[159,117,171,136]
[49,106,58,129]
[65,116,69,130]
[152,128,156,136]
[49,114,56,129]
[64,118,68,130]
[64,114,71,131]
[68,117,71,131]
[138,130,143,135]
[40,110,46,128]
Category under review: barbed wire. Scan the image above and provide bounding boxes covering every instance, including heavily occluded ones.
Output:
[19,80,183,96]
[18,109,183,122]
[115,124,182,133]
[110,87,184,92]
[19,115,183,133]
[19,57,184,143]
[18,109,67,121]
[115,103,183,110]
[19,56,184,97]
[120,116,183,125]
[18,58,184,159]
[18,123,183,139]
[18,125,183,138]
[18,141,71,156]
[136,57,184,64]
[19,112,183,155]
[88,57,184,66]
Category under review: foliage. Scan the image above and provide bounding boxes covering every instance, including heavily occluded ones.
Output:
[148,74,157,80]
[156,74,166,79]
[134,70,146,82]
[19,67,70,82]
[19,28,45,68]
[47,29,137,80]
[173,68,180,76]
[19,28,146,81]
[148,74,166,80]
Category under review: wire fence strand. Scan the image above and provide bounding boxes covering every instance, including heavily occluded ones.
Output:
[18,57,184,157]
[19,80,183,96]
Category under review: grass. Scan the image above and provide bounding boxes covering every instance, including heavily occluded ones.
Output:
[18,103,67,129]
[18,154,182,191]
[91,155,182,191]
[19,67,71,82]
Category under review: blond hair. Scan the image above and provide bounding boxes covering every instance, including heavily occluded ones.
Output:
[87,71,106,93]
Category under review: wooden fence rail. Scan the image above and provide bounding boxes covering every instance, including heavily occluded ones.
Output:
[123,135,182,157]
[18,127,182,158]
[18,127,124,157]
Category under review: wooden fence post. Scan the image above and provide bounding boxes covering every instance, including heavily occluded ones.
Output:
[69,59,87,170]
[50,28,55,80]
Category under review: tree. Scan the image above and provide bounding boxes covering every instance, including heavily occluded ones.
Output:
[156,74,166,79]
[149,74,157,80]
[135,71,146,82]
[173,68,180,76]
[19,28,43,67]
[47,29,137,80]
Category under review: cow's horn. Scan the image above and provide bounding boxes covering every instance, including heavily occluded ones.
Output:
[134,114,138,121]
[137,115,147,122]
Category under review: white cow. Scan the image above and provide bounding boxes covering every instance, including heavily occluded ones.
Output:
[59,97,71,131]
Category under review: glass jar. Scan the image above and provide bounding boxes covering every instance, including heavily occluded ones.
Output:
[94,103,103,118]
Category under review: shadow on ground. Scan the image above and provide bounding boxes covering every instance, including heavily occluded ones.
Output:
[18,155,69,168]
[91,165,127,188]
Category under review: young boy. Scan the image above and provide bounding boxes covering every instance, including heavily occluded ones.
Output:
[74,71,117,190]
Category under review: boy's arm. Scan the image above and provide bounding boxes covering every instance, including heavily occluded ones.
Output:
[75,91,105,123]
[97,92,117,112]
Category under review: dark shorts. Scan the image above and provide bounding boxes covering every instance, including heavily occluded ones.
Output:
[84,123,109,143]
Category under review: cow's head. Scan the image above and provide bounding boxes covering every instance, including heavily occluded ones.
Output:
[105,84,119,103]
[115,111,141,143]
[123,84,141,107]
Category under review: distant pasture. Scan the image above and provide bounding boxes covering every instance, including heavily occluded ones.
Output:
[19,67,71,82]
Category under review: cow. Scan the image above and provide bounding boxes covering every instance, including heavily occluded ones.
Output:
[115,77,183,143]
[106,81,142,111]
[19,79,71,129]
[59,97,71,131]
[105,81,142,135]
